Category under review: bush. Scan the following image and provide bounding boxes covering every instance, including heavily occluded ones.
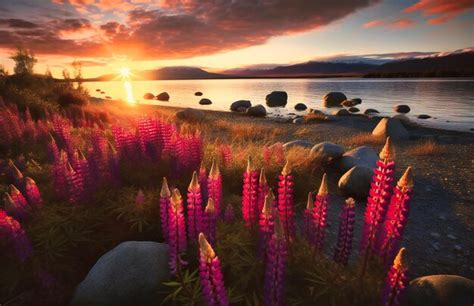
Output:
[0,84,58,119]
[57,91,89,108]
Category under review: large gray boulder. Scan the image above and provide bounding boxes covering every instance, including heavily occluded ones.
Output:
[392,114,411,125]
[156,92,170,101]
[405,275,474,306]
[265,91,288,107]
[331,108,351,116]
[71,241,170,306]
[364,108,380,115]
[322,92,347,107]
[310,142,344,163]
[341,98,361,107]
[294,103,307,111]
[372,117,409,141]
[283,140,313,150]
[230,100,251,112]
[246,104,267,117]
[338,166,373,199]
[338,146,378,173]
[176,108,205,121]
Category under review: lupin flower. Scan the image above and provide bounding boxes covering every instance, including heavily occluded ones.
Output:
[202,198,217,245]
[47,135,60,163]
[303,192,314,241]
[277,161,295,243]
[168,188,187,274]
[360,137,395,272]
[258,190,275,258]
[199,162,208,203]
[223,204,235,223]
[208,159,222,217]
[333,198,356,266]
[379,167,414,264]
[5,185,28,219]
[187,171,203,241]
[52,151,68,199]
[263,214,288,306]
[64,162,84,204]
[160,178,171,242]
[135,189,145,207]
[242,156,259,227]
[311,173,329,251]
[0,209,33,262]
[257,168,269,213]
[24,177,43,207]
[198,233,229,306]
[7,160,25,191]
[380,248,409,306]
[219,144,233,167]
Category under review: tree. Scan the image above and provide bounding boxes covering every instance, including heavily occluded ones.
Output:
[71,60,83,90]
[10,47,37,75]
[0,64,8,77]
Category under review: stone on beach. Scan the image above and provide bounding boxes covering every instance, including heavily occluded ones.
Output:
[156,92,170,101]
[392,114,411,125]
[364,108,380,114]
[348,107,360,113]
[246,104,267,117]
[230,100,251,112]
[199,98,212,105]
[331,109,351,116]
[418,114,432,119]
[283,140,313,149]
[310,142,344,163]
[175,108,206,121]
[338,166,373,199]
[194,91,203,96]
[341,98,361,107]
[265,91,288,107]
[294,103,307,111]
[394,104,411,113]
[322,92,347,107]
[372,117,409,140]
[143,93,155,100]
[338,146,378,173]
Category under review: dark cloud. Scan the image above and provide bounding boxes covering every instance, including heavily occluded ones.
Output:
[0,18,38,28]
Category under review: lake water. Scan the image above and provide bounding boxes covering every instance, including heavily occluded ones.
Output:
[84,78,474,132]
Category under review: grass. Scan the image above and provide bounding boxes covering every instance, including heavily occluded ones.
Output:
[407,140,445,156]
[339,132,385,147]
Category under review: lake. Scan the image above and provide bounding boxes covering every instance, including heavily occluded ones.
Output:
[84,78,474,132]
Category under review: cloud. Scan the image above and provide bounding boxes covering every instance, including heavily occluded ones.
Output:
[69,60,107,66]
[404,0,474,24]
[362,19,384,28]
[390,18,415,29]
[0,19,38,28]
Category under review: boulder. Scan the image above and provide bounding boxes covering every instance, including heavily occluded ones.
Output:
[265,91,288,107]
[310,142,344,163]
[71,241,169,306]
[405,275,474,306]
[338,166,373,199]
[308,108,325,115]
[199,98,212,105]
[341,98,362,107]
[372,117,409,140]
[194,91,203,96]
[236,107,248,113]
[331,109,351,116]
[105,96,112,99]
[338,146,378,173]
[175,108,205,122]
[392,114,411,125]
[322,92,347,107]
[156,92,170,101]
[246,104,267,117]
[143,93,155,100]
[348,107,360,113]
[283,140,313,149]
[230,100,251,112]
[293,117,305,124]
[418,114,432,119]
[95,89,101,92]
[364,108,380,115]
[294,103,307,111]
[394,104,410,113]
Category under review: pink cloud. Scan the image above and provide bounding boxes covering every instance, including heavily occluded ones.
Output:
[390,18,416,29]
[404,0,474,24]
[362,19,384,28]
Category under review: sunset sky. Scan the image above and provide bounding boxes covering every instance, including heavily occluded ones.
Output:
[0,0,473,78]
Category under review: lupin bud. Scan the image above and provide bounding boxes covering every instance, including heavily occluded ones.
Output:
[208,158,222,216]
[187,171,203,241]
[277,161,295,243]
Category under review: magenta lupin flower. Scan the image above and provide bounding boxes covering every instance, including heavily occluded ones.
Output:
[311,174,329,251]
[334,198,356,266]
[187,171,203,242]
[4,186,28,220]
[303,192,314,242]
[242,156,259,227]
[198,233,229,306]
[160,178,171,243]
[24,177,43,207]
[257,168,269,214]
[223,204,235,223]
[380,248,409,306]
[190,130,203,170]
[199,162,208,202]
[52,151,68,199]
[208,159,222,217]
[135,189,145,207]
[263,214,288,306]
[0,209,32,262]
[168,188,187,274]
[219,144,232,167]
[7,160,25,192]
[277,161,295,243]
[64,162,84,204]
[202,198,217,245]
[258,190,275,258]
[379,168,413,264]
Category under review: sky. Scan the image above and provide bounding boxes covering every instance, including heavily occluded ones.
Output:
[0,0,473,78]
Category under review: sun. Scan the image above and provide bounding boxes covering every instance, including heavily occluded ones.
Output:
[119,67,131,78]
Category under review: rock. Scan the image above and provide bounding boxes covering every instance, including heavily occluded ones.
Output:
[283,140,313,149]
[236,107,248,113]
[310,142,344,163]
[341,98,361,107]
[199,98,212,105]
[293,117,305,124]
[338,146,379,173]
[294,103,307,111]
[194,91,203,96]
[105,96,112,99]
[156,92,170,101]
[405,275,474,306]
[143,93,155,100]
[322,92,347,107]
[418,114,432,119]
[95,89,101,92]
[230,100,251,112]
[246,104,267,117]
[338,166,373,199]
[175,108,205,122]
[348,107,360,113]
[71,241,170,306]
[447,234,457,240]
[430,232,441,238]
[364,108,380,114]
[372,117,409,141]
[394,104,411,114]
[454,245,463,251]
[331,109,351,116]
[308,108,325,115]
[265,91,288,107]
[392,114,411,125]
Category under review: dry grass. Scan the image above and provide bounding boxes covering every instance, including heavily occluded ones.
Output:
[339,132,385,147]
[304,112,328,123]
[407,140,445,156]
[294,127,313,137]
[212,119,285,142]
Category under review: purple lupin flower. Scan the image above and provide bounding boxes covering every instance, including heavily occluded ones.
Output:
[202,198,217,246]
[242,156,259,227]
[334,198,356,266]
[311,173,329,251]
[263,214,288,306]
[168,188,187,274]
[5,185,28,220]
[380,248,409,306]
[379,167,413,264]
[198,233,229,306]
[187,171,203,242]
[64,162,84,204]
[223,204,235,223]
[208,159,222,217]
[24,177,43,207]
[257,168,269,215]
[258,189,275,258]
[303,192,314,242]
[0,209,32,262]
[52,151,68,199]
[277,161,295,243]
[160,177,171,243]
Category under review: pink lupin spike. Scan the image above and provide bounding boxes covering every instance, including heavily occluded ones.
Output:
[380,248,409,306]
[187,171,203,242]
[277,160,295,243]
[135,189,145,207]
[168,188,187,274]
[333,198,356,266]
[24,177,43,207]
[0,209,33,262]
[312,173,329,251]
[257,168,269,214]
[7,160,24,191]
[202,198,217,246]
[208,158,222,217]
[258,189,275,258]
[160,177,171,243]
[242,156,259,227]
[64,162,84,204]
[199,162,208,202]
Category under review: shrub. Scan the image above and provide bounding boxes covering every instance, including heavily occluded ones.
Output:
[57,91,89,108]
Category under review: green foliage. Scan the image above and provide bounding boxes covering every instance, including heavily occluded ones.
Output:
[58,91,89,108]
[10,47,37,76]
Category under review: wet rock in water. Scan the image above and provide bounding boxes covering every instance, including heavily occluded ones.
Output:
[372,117,409,141]
[71,241,170,306]
[100,91,106,94]
[230,100,251,112]
[105,96,112,99]
[338,146,378,173]
[308,108,325,115]
[294,103,307,111]
[283,140,313,149]
[348,107,360,113]
[96,89,101,92]
[405,275,474,306]
[338,166,373,199]
[194,91,203,96]
[293,117,305,124]
[156,92,170,101]
[310,142,344,163]
[322,92,347,107]
[341,98,361,107]
[418,114,432,119]
[143,93,155,100]
[199,98,212,105]
[364,108,380,115]
[176,108,205,122]
[246,104,267,117]
[331,108,351,116]
[394,104,411,114]
[265,91,288,107]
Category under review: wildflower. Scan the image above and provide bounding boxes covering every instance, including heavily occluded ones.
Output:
[219,144,232,167]
[187,171,203,241]
[52,151,68,199]
[24,177,43,207]
[64,162,84,204]
[208,159,222,217]
[259,190,275,258]
[277,161,295,243]
[380,248,409,306]
[5,185,28,220]
[7,160,25,191]
[198,233,229,306]
[223,204,235,223]
[242,156,259,227]
[0,209,32,262]
[135,189,145,207]
[160,178,171,242]
[334,198,356,266]
[312,173,329,251]
[199,162,208,202]
[257,168,269,213]
[202,198,217,245]
[168,188,187,274]
[303,191,314,241]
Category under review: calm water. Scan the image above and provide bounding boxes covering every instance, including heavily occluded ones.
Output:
[84,78,474,132]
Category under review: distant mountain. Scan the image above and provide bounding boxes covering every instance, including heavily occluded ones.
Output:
[88,66,226,81]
